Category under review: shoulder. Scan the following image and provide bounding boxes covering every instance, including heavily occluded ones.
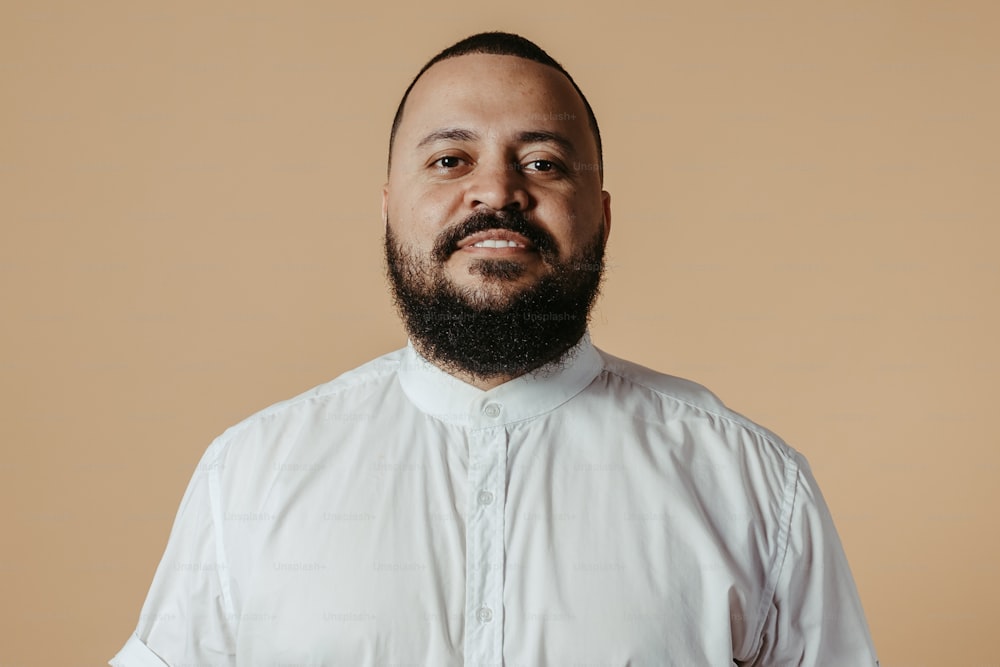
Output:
[594,347,804,471]
[597,348,730,413]
[202,348,406,461]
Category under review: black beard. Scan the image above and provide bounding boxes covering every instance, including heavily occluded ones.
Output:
[384,210,606,382]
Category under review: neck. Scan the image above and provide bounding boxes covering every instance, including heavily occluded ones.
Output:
[451,370,518,391]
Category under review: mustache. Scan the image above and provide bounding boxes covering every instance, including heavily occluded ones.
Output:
[430,210,559,263]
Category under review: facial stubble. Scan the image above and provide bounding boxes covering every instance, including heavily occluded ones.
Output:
[384,212,606,382]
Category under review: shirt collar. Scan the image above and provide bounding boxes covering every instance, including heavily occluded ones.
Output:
[397,333,604,428]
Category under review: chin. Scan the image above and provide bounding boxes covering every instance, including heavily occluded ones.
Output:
[454,279,531,309]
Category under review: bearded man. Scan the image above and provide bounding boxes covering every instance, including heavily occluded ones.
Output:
[112,31,879,667]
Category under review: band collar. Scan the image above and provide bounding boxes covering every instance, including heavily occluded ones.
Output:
[397,334,604,428]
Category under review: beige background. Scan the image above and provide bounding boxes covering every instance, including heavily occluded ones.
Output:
[2,1,997,665]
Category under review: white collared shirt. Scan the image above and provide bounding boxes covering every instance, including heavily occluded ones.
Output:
[111,336,878,666]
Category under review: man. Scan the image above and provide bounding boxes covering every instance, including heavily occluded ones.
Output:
[112,32,878,666]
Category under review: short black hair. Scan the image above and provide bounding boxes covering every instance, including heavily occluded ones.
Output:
[387,31,603,177]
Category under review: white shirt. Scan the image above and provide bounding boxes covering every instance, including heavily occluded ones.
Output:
[111,335,878,666]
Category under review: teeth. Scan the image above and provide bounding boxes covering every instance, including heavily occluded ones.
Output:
[473,239,522,248]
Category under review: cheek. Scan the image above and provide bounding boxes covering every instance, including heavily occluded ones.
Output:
[565,217,607,259]
[541,199,595,247]
[387,188,454,248]
[403,187,461,234]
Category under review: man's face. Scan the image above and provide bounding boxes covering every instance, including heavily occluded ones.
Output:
[383,53,611,306]
[382,53,612,382]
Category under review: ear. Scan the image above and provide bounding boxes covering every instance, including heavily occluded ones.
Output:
[381,183,389,227]
[601,189,612,242]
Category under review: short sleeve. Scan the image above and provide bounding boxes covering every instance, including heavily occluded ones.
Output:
[748,455,879,666]
[110,441,237,666]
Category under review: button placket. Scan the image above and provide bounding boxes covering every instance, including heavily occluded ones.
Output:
[464,425,507,667]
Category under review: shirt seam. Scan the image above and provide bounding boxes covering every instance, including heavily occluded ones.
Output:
[417,378,602,430]
[602,363,800,662]
[746,452,801,662]
[206,442,237,625]
[460,386,597,431]
[600,366,789,449]
[214,362,400,444]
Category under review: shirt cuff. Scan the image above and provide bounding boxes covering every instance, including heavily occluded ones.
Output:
[109,633,169,667]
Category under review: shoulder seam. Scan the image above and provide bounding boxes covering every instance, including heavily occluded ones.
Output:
[213,357,401,445]
[599,365,790,455]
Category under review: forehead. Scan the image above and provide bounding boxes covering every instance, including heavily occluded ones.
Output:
[397,53,592,150]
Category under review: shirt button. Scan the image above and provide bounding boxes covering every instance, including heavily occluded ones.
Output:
[483,403,501,418]
[476,606,493,623]
[477,490,495,506]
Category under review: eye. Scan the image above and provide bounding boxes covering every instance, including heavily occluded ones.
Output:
[523,159,559,173]
[433,156,464,169]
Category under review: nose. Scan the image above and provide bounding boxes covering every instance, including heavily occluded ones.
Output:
[464,158,530,212]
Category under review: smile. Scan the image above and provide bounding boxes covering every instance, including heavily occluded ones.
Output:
[472,239,524,248]
[456,229,535,252]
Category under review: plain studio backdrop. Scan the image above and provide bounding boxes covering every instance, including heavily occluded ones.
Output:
[1,1,997,665]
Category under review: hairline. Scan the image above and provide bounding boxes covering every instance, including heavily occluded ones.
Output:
[387,52,603,180]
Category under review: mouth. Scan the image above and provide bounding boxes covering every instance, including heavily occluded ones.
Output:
[455,229,535,254]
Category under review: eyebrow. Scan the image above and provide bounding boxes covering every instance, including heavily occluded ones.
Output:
[415,127,576,155]
[516,130,574,155]
[416,128,479,148]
